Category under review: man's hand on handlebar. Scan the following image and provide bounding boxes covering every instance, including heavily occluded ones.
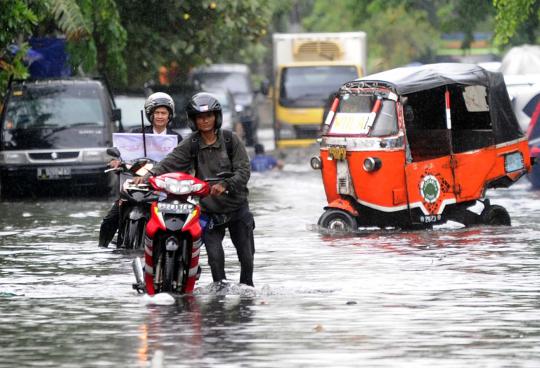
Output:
[132,176,148,185]
[210,183,227,196]
[108,159,121,169]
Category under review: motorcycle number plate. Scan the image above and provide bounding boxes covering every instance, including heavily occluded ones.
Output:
[157,202,193,214]
[37,167,72,180]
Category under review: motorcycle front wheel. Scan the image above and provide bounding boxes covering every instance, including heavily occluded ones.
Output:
[162,250,176,292]
[128,219,146,250]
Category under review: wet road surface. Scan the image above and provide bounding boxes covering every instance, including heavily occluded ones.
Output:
[1,143,539,367]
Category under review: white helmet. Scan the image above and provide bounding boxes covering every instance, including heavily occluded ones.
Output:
[144,92,175,123]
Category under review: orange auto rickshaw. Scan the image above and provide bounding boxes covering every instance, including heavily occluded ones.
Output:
[311,63,532,230]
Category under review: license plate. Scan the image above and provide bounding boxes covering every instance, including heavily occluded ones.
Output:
[37,167,72,180]
[157,202,193,214]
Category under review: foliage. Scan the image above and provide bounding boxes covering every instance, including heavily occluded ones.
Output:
[67,0,127,85]
[303,0,439,72]
[5,0,537,95]
[367,5,439,71]
[116,0,275,88]
[494,0,539,46]
[0,0,38,97]
[44,0,89,40]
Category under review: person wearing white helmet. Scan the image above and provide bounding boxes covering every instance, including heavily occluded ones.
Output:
[134,92,255,287]
[98,92,182,248]
[130,92,181,137]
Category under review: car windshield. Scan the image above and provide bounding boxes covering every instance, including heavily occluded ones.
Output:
[115,95,147,129]
[280,66,358,108]
[4,84,105,129]
[329,94,398,137]
[195,72,251,94]
[211,91,231,112]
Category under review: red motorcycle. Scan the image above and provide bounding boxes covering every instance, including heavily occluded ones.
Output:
[132,171,230,296]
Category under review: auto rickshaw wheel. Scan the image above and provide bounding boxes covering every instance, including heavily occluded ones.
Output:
[481,205,511,226]
[318,209,358,232]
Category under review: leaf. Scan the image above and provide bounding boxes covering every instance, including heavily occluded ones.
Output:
[46,0,90,40]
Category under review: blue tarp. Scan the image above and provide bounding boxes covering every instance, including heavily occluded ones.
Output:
[27,37,71,78]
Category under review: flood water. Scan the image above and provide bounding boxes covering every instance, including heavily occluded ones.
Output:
[1,143,540,367]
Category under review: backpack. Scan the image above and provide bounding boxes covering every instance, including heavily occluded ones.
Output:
[190,129,234,174]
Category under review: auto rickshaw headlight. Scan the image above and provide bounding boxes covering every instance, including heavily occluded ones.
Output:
[310,156,322,170]
[363,157,382,172]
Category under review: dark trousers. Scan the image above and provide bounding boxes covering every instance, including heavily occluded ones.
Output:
[98,201,120,247]
[202,207,255,286]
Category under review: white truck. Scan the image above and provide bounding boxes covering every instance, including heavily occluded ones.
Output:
[272,32,367,148]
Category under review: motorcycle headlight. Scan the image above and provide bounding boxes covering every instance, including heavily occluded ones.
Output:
[155,178,203,195]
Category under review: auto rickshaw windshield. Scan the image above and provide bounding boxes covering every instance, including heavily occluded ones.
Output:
[329,94,398,137]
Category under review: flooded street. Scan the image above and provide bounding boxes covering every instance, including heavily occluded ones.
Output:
[1,143,540,367]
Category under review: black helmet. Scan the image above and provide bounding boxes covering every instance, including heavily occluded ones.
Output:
[185,92,223,131]
[144,92,175,123]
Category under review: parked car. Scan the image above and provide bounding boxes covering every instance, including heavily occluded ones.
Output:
[190,64,260,146]
[0,78,121,197]
[114,91,148,131]
[504,74,540,131]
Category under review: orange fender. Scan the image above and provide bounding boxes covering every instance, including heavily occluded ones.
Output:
[325,198,359,217]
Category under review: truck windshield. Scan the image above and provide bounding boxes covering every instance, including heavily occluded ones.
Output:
[329,94,398,137]
[280,66,358,108]
[194,72,251,95]
[4,84,105,129]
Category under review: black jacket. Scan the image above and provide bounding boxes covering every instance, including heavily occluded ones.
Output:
[150,130,250,214]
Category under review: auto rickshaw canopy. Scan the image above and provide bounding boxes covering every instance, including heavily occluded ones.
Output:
[358,63,523,145]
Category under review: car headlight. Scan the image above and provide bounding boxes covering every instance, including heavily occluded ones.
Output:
[82,149,109,163]
[155,178,203,195]
[0,152,28,164]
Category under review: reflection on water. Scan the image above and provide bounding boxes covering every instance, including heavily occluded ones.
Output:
[1,148,540,367]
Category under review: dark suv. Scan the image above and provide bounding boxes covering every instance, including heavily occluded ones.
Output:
[0,78,121,197]
[190,64,259,146]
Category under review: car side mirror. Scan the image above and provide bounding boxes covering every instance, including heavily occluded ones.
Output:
[112,108,122,122]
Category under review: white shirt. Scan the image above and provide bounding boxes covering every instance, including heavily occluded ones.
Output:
[153,128,167,135]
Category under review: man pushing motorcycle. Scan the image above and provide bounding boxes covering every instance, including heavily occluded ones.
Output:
[133,92,255,287]
[98,92,182,248]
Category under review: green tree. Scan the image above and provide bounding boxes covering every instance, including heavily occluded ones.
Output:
[0,0,38,96]
[303,0,439,72]
[116,0,275,88]
[494,0,539,46]
[0,0,124,96]
[67,0,127,85]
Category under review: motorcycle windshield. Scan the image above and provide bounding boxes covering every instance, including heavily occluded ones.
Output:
[3,84,106,149]
[328,94,398,137]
